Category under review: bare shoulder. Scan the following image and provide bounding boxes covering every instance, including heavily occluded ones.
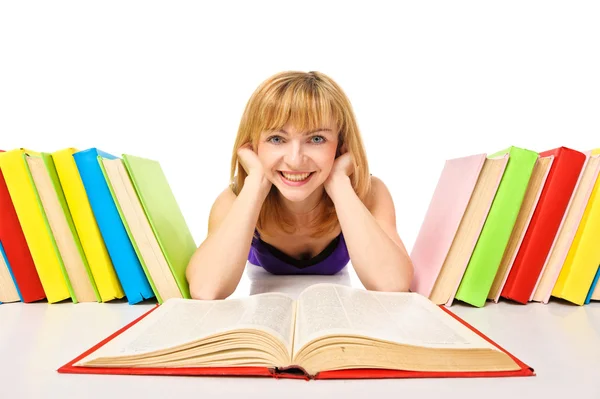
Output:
[207,185,237,235]
[368,175,388,193]
[365,175,396,215]
[366,175,407,250]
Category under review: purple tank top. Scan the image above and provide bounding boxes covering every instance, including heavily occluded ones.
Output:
[248,230,349,275]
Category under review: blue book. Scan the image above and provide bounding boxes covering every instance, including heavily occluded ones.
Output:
[73,148,154,304]
[584,266,600,304]
[0,240,23,303]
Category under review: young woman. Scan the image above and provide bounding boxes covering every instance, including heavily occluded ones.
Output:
[186,71,413,300]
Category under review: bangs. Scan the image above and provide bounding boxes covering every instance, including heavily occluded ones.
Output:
[255,78,344,136]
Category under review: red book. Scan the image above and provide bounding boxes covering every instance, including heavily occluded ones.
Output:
[0,150,46,303]
[501,146,586,304]
[58,296,535,380]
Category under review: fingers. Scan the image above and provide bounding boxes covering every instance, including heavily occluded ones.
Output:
[237,142,254,159]
[238,142,251,152]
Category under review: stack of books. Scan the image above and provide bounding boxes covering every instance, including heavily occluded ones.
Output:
[411,146,600,307]
[0,148,196,305]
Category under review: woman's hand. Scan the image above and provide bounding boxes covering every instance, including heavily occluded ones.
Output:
[324,147,355,195]
[237,143,272,192]
[237,143,265,177]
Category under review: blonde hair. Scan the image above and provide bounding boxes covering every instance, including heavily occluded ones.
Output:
[230,71,371,238]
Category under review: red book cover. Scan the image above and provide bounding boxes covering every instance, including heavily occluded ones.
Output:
[0,150,46,303]
[501,146,586,304]
[57,304,535,380]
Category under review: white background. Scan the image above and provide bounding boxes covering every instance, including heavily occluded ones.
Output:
[1,0,599,253]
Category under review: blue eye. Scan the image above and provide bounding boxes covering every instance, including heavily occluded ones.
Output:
[311,136,326,144]
[267,135,283,144]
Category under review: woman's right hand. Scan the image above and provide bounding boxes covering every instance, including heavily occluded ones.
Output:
[237,143,272,192]
[237,143,264,177]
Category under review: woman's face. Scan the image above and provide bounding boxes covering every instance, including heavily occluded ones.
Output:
[257,121,339,203]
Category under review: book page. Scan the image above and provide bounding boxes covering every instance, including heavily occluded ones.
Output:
[293,284,496,357]
[77,293,296,363]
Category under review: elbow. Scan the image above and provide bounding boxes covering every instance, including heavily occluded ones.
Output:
[187,269,234,301]
[186,261,244,301]
[189,283,232,301]
[368,258,414,293]
[186,260,233,301]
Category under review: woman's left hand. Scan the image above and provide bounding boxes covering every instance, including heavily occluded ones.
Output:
[324,151,354,194]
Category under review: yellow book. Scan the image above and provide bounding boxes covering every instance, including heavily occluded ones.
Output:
[0,149,73,303]
[51,148,124,302]
[552,148,600,305]
[27,153,101,303]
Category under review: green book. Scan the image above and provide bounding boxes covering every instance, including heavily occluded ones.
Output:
[454,146,538,307]
[121,154,196,300]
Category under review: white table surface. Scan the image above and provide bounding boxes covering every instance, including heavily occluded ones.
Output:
[2,263,600,399]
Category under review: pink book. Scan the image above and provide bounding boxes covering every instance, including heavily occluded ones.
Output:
[410,153,487,298]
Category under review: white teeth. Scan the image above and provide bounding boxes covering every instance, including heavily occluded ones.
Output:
[281,172,311,181]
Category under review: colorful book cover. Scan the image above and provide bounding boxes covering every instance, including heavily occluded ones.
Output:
[501,147,586,304]
[454,146,538,307]
[0,150,46,303]
[98,158,163,302]
[488,154,554,303]
[552,149,600,305]
[0,149,74,303]
[122,154,197,299]
[52,148,125,302]
[73,148,154,305]
[530,152,600,303]
[410,153,486,297]
[37,153,101,303]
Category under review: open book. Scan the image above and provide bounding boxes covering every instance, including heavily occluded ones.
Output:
[60,284,533,379]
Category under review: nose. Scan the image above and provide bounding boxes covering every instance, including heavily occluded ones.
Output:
[284,141,305,169]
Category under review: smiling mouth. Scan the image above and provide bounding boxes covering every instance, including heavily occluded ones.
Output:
[278,171,314,182]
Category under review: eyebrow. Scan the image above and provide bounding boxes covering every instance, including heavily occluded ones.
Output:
[277,128,333,136]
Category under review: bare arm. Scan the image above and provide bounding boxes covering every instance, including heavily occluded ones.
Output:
[186,174,271,300]
[326,175,413,292]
